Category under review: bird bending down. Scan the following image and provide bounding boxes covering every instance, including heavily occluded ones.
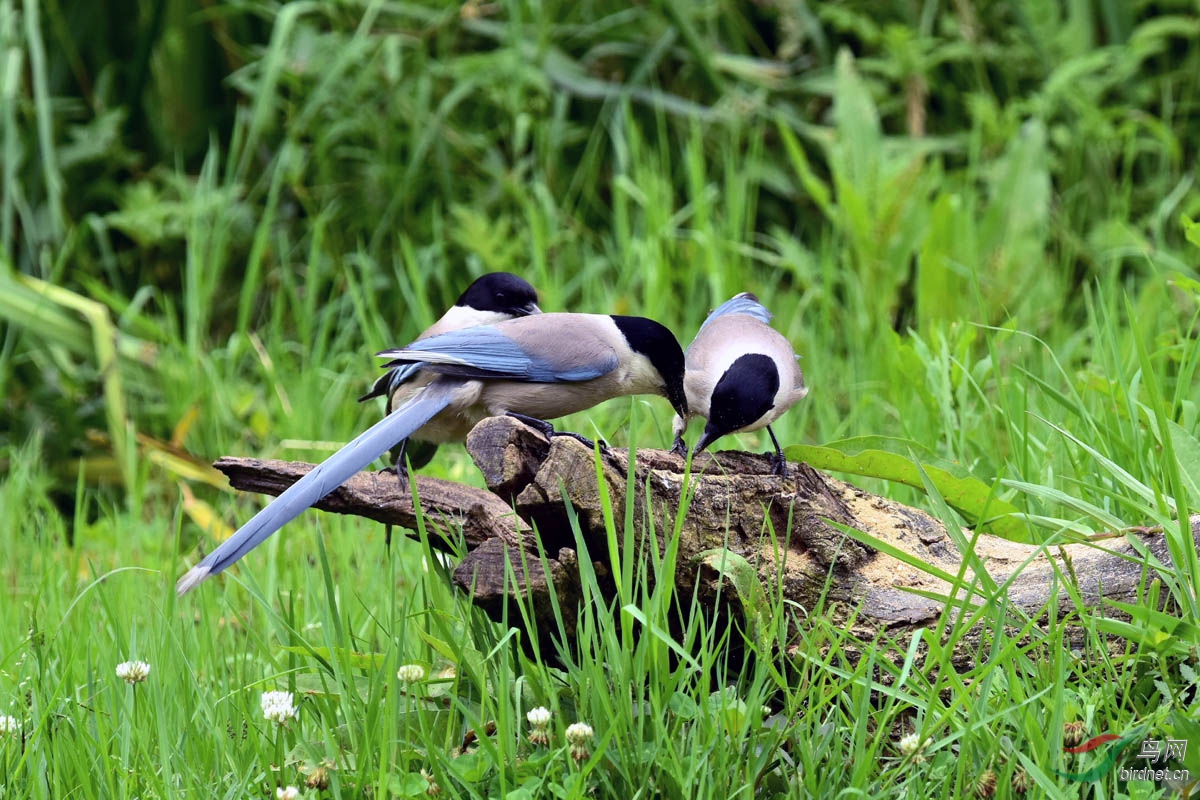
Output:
[176,312,687,594]
[357,272,541,473]
[671,293,807,476]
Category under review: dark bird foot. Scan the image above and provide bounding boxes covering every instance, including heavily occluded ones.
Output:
[767,425,789,477]
[557,430,606,451]
[386,448,414,552]
[771,452,790,478]
[562,431,613,454]
[671,435,688,457]
[506,413,609,453]
[394,464,411,492]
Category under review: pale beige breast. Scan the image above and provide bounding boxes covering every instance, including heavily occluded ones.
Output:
[682,313,807,430]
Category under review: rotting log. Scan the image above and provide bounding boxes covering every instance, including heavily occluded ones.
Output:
[212,416,1195,661]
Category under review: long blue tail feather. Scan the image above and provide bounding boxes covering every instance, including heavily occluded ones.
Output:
[175,384,454,594]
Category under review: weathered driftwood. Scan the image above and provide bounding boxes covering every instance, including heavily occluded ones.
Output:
[214,416,1194,659]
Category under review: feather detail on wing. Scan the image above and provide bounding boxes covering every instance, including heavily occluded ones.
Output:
[699,292,773,329]
[376,325,618,383]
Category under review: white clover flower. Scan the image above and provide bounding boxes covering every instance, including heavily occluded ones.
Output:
[276,787,301,800]
[0,714,18,736]
[527,706,552,746]
[565,721,593,745]
[261,690,297,724]
[421,768,442,796]
[565,721,593,761]
[396,664,426,683]
[115,660,151,684]
[898,731,924,756]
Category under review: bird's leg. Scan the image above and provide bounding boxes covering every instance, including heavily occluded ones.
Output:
[386,439,414,551]
[393,438,412,490]
[671,413,691,457]
[767,425,789,477]
[506,412,609,451]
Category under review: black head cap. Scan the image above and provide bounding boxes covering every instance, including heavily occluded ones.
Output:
[456,273,540,316]
[695,353,779,453]
[611,315,688,417]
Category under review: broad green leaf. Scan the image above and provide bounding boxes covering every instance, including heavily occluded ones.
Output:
[667,691,698,719]
[1168,420,1200,507]
[390,771,432,798]
[788,436,1030,541]
[446,749,492,783]
[418,630,486,685]
[1183,213,1200,250]
[706,686,748,736]
[1168,713,1200,776]
[417,631,458,663]
[693,548,771,645]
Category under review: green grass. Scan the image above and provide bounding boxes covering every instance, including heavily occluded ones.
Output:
[4,0,1200,797]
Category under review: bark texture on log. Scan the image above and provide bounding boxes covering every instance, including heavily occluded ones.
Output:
[213,417,1194,659]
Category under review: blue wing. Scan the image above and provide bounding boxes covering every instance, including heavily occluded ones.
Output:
[176,383,456,594]
[376,324,616,383]
[700,292,773,330]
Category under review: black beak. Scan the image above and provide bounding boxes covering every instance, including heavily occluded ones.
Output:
[692,424,719,457]
[667,381,688,420]
[518,302,542,317]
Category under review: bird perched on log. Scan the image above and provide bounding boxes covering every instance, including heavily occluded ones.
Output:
[672,292,807,476]
[358,272,542,474]
[176,312,687,594]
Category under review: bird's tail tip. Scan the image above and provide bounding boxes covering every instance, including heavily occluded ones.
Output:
[175,565,212,596]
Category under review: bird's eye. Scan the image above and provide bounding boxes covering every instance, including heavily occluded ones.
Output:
[495,292,507,301]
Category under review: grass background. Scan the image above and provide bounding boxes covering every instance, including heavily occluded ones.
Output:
[3,0,1200,796]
